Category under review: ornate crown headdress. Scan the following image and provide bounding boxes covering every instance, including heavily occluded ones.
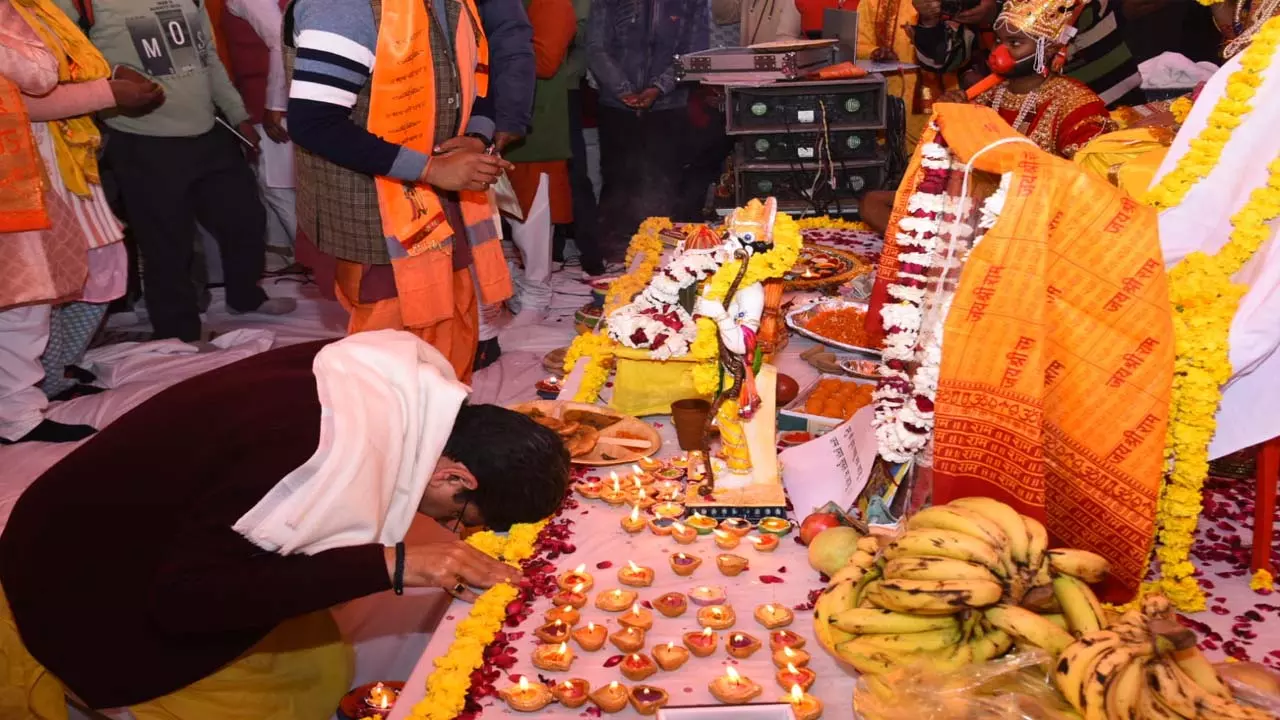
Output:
[996,0,1081,44]
[725,198,778,254]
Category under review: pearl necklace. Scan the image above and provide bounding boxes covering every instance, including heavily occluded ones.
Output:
[991,86,1041,133]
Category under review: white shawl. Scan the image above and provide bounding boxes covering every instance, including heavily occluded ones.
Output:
[234,330,470,554]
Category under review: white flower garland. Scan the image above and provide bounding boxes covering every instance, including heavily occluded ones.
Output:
[608,246,732,359]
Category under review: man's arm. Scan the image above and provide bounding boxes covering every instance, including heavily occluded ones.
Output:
[649,0,708,96]
[586,0,634,98]
[199,4,252,125]
[479,0,535,135]
[529,0,578,78]
[224,0,288,112]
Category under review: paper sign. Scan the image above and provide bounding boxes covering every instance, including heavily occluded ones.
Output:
[779,405,876,517]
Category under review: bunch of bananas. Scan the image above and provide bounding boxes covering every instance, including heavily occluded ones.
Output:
[813,497,1115,674]
[1054,595,1272,720]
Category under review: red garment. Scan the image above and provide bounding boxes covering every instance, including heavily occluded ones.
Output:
[973,76,1114,160]
[794,0,851,36]
[220,0,289,124]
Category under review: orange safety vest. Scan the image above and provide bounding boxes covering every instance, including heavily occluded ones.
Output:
[366,0,511,328]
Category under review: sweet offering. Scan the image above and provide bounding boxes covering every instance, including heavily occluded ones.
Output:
[610,626,647,653]
[716,554,750,577]
[773,646,811,668]
[669,552,703,576]
[572,621,608,651]
[553,583,588,609]
[709,667,763,705]
[726,632,763,659]
[534,620,572,644]
[697,604,736,630]
[670,522,698,544]
[589,681,630,714]
[545,605,580,626]
[501,676,554,712]
[558,564,594,592]
[628,685,670,716]
[799,377,874,421]
[621,506,647,533]
[620,652,659,682]
[689,585,727,606]
[595,588,638,612]
[648,517,677,536]
[683,628,719,657]
[713,529,741,550]
[783,685,824,720]
[618,603,655,631]
[777,663,817,692]
[531,642,574,672]
[651,641,690,671]
[653,592,689,618]
[686,513,718,535]
[618,561,655,587]
[754,603,794,629]
[552,678,591,709]
[749,534,780,552]
[770,629,806,652]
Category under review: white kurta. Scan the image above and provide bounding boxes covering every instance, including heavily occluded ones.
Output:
[1152,41,1280,459]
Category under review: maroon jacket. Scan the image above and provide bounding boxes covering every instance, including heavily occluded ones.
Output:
[221,0,289,124]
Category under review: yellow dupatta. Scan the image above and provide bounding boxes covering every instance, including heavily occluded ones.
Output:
[9,0,110,197]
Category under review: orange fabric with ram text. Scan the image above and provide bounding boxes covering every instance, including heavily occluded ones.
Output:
[927,105,1172,602]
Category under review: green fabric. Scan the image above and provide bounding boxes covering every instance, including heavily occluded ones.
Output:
[564,0,590,84]
[503,0,573,163]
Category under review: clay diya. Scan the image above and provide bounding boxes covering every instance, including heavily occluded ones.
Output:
[670,522,698,545]
[609,626,647,653]
[774,646,812,668]
[639,455,663,472]
[595,588,638,612]
[720,518,753,536]
[669,552,702,576]
[629,464,654,485]
[545,605,580,626]
[652,501,685,520]
[558,564,594,592]
[749,534,780,552]
[686,513,718,535]
[716,554,750,577]
[689,585,727,606]
[618,603,655,631]
[777,663,817,692]
[619,652,658,682]
[531,642,575,672]
[621,506,647,534]
[651,641,690,671]
[783,684,824,720]
[654,467,685,483]
[758,517,793,536]
[534,619,572,644]
[652,479,684,498]
[501,676,555,712]
[653,591,688,618]
[572,621,608,651]
[575,479,604,499]
[709,667,763,705]
[683,627,719,657]
[648,517,677,536]
[629,685,670,716]
[697,604,736,630]
[770,629,807,652]
[552,678,591,709]
[726,631,763,659]
[668,454,690,468]
[713,529,741,550]
[754,603,795,629]
[618,561,655,588]
[600,475,629,505]
[552,583,589,609]
[632,494,658,511]
[589,681,629,714]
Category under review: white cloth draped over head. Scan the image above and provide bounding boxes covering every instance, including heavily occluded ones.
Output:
[1151,39,1280,459]
[233,330,471,554]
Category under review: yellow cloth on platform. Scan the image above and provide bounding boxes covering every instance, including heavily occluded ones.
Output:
[1073,128,1173,196]
[1,589,353,720]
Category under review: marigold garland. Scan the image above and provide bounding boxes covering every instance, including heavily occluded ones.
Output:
[1169,96,1193,125]
[408,520,548,720]
[1251,568,1276,592]
[1144,18,1280,210]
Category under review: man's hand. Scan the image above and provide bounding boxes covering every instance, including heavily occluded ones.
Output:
[391,541,521,602]
[434,135,487,155]
[263,109,290,143]
[108,69,164,116]
[494,131,523,151]
[954,0,997,26]
[423,149,513,192]
[623,87,661,110]
[237,120,262,162]
[913,0,942,27]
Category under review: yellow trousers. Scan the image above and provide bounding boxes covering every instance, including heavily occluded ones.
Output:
[1,589,353,720]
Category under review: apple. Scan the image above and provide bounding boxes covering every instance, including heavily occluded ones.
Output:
[798,512,843,546]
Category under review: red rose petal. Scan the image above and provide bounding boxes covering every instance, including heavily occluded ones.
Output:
[604,655,625,668]
[596,561,614,569]
[759,575,785,584]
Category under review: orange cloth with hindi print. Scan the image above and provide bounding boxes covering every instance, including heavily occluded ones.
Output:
[922,104,1173,602]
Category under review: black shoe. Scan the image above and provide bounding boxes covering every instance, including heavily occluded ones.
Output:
[65,365,98,384]
[49,384,107,403]
[474,338,502,372]
[0,419,97,445]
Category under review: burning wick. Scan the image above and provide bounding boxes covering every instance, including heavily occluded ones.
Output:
[557,642,569,657]
[572,582,585,593]
[790,685,805,703]
[587,622,596,631]
[783,647,796,659]
[519,677,530,692]
[667,641,675,650]
[629,561,641,573]
[787,663,799,674]
[726,667,742,686]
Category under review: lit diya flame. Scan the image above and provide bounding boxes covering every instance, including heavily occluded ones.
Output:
[573,582,586,593]
[725,667,742,686]
[367,682,395,709]
[629,561,642,573]
[791,685,804,703]
[519,677,530,692]
[630,507,641,521]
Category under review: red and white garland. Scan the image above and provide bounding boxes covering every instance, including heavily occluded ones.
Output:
[873,132,1011,464]
[608,247,730,360]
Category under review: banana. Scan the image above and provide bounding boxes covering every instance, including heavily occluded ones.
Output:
[856,536,881,554]
[867,579,1005,615]
[1053,630,1125,712]
[1023,515,1049,570]
[1043,613,1068,629]
[853,567,883,607]
[1047,548,1111,584]
[1142,594,1173,621]
[970,628,1013,662]
[883,556,1001,584]
[1105,654,1145,720]
[1146,658,1199,719]
[834,644,898,675]
[842,625,963,654]
[813,581,857,653]
[949,497,1031,566]
[1082,645,1153,720]
[830,607,960,635]
[1021,584,1063,613]
[1053,575,1106,635]
[1194,692,1275,720]
[1170,647,1230,700]
[828,564,869,587]
[987,604,1076,655]
[906,506,1012,563]
[847,550,877,570]
[1136,670,1185,720]
[883,529,1007,576]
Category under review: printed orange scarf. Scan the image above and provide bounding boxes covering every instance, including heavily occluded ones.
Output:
[0,76,49,233]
